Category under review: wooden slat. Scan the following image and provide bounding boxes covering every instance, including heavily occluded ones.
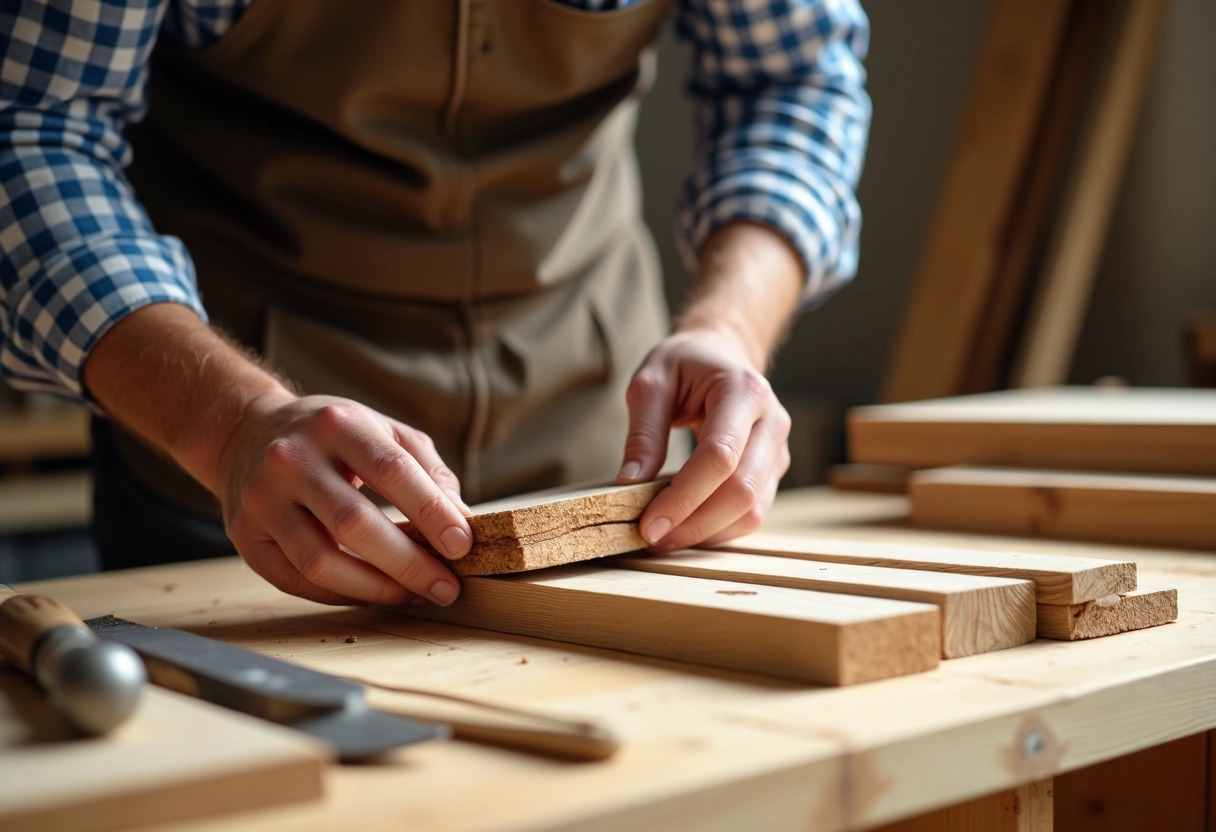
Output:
[1036,588,1178,641]
[849,387,1216,475]
[909,466,1216,550]
[714,532,1136,605]
[0,676,325,832]
[0,471,90,534]
[1011,0,1168,388]
[612,550,1035,659]
[397,479,668,576]
[0,407,89,462]
[881,0,1073,403]
[400,565,942,686]
[963,0,1108,393]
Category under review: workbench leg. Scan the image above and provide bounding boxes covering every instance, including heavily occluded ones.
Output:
[870,778,1053,832]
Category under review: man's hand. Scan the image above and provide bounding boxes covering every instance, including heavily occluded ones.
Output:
[82,303,470,607]
[216,392,471,607]
[616,221,803,551]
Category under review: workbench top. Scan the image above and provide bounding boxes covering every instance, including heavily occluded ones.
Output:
[15,489,1216,831]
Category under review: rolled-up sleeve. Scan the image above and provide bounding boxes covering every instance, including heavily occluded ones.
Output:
[0,0,206,402]
[675,0,871,306]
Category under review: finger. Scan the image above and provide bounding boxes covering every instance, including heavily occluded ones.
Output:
[617,361,676,484]
[290,464,463,605]
[312,409,472,560]
[237,531,373,606]
[696,451,785,548]
[647,403,788,550]
[391,421,471,514]
[640,371,771,544]
[266,502,432,606]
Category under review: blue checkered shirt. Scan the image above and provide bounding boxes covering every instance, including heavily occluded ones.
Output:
[1,0,870,402]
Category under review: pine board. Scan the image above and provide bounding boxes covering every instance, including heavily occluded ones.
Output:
[611,550,1035,659]
[399,479,669,575]
[0,672,326,832]
[909,466,1216,550]
[849,387,1216,475]
[400,565,942,685]
[714,532,1136,605]
[1036,588,1179,641]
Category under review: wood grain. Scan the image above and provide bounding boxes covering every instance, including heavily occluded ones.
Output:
[400,565,942,685]
[828,463,912,495]
[872,779,1053,832]
[0,674,325,832]
[1036,588,1178,641]
[880,0,1072,403]
[398,479,668,575]
[909,466,1216,551]
[714,532,1136,605]
[849,387,1216,475]
[612,550,1035,659]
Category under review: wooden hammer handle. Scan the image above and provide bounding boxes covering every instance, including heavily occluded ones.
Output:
[0,594,90,674]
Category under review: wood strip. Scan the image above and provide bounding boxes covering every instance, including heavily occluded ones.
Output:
[880,0,1073,403]
[1036,588,1178,641]
[397,479,669,575]
[848,387,1216,476]
[963,0,1108,393]
[715,532,1136,605]
[909,466,1216,551]
[0,407,89,462]
[612,550,1036,659]
[400,565,942,686]
[1011,0,1168,388]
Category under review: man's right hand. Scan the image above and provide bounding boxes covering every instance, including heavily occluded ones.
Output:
[82,303,470,607]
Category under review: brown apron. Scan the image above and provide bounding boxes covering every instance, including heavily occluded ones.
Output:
[121,0,675,517]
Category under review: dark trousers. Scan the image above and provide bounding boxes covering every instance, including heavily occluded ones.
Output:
[90,418,235,571]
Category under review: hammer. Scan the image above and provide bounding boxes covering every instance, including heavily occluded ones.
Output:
[0,593,145,735]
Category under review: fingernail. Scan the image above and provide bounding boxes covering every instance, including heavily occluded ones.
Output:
[429,580,459,605]
[440,525,471,558]
[644,516,672,544]
[618,461,642,482]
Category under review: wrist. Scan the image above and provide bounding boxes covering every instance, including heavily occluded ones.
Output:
[678,221,804,370]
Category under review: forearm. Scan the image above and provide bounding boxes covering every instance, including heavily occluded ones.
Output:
[80,302,293,495]
[675,221,804,371]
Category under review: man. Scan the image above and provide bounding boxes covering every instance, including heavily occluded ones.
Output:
[0,0,869,607]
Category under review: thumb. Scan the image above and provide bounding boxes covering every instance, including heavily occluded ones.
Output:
[617,365,675,483]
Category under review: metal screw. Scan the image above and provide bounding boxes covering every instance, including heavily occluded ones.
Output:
[1023,729,1046,758]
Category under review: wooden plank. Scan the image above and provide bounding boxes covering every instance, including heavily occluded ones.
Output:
[400,565,942,685]
[1208,729,1216,832]
[397,479,668,576]
[849,387,1216,475]
[828,462,912,495]
[872,779,1053,832]
[611,550,1036,659]
[1184,309,1216,387]
[963,0,1108,393]
[1055,733,1207,832]
[714,532,1136,605]
[0,471,90,534]
[0,673,325,832]
[1036,588,1178,641]
[0,406,89,462]
[1011,0,1168,388]
[880,0,1073,403]
[909,466,1216,551]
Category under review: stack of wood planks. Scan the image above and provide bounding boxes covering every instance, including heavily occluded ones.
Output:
[395,469,1178,688]
[847,386,1216,553]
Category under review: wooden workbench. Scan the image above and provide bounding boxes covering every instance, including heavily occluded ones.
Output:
[14,489,1216,831]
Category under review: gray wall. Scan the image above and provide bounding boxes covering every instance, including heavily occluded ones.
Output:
[636,0,1216,413]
